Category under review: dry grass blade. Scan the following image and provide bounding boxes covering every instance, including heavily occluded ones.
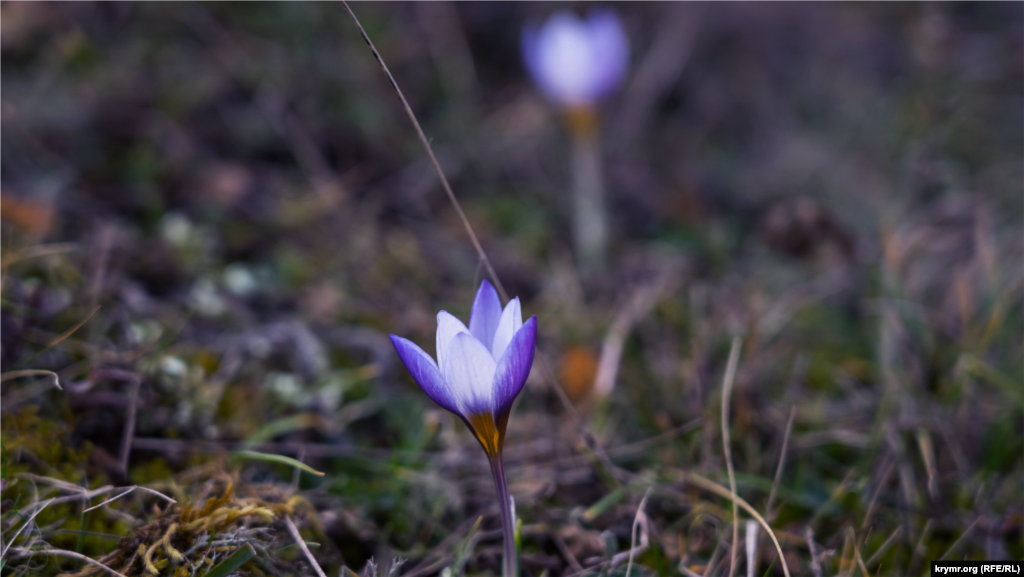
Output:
[865,525,902,568]
[845,525,870,577]
[0,370,64,410]
[720,336,742,577]
[133,486,177,504]
[1,497,56,557]
[853,537,870,577]
[6,242,76,262]
[806,527,822,577]
[85,370,146,476]
[339,0,508,302]
[400,557,451,577]
[83,487,137,513]
[674,471,792,577]
[938,516,981,560]
[701,534,724,577]
[745,520,759,577]
[765,405,796,520]
[861,458,894,530]
[916,429,939,500]
[908,519,933,574]
[1,369,62,390]
[809,469,856,529]
[838,529,853,577]
[624,488,652,577]
[8,546,128,577]
[43,306,101,350]
[14,478,174,515]
[284,516,327,577]
[1,242,78,270]
[552,532,584,574]
[119,375,141,475]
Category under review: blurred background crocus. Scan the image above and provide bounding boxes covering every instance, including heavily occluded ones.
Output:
[523,9,629,268]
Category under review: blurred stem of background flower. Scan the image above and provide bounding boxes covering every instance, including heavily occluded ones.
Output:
[566,107,607,270]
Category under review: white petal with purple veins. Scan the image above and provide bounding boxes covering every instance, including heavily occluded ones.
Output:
[442,332,497,415]
[436,311,470,372]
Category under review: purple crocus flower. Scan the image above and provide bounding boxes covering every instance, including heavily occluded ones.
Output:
[390,280,537,457]
[522,9,629,109]
[391,280,536,577]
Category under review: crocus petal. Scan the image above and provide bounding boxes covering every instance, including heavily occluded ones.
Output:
[469,280,502,350]
[534,11,597,106]
[491,297,523,361]
[521,24,543,88]
[442,332,497,416]
[436,311,470,373]
[586,9,629,99]
[390,335,459,415]
[492,316,537,416]
[523,9,629,107]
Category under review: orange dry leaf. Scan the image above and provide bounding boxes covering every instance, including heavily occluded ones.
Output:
[1,194,55,238]
[560,345,599,403]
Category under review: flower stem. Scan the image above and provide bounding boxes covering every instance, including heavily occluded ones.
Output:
[488,455,518,577]
[570,127,607,270]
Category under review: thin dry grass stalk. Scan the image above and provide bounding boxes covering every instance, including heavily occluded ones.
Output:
[624,488,652,577]
[1,497,56,558]
[865,525,902,568]
[0,370,64,409]
[720,336,742,577]
[285,515,328,577]
[0,369,62,389]
[851,530,870,577]
[8,547,128,577]
[669,471,791,577]
[340,0,507,302]
[765,405,796,521]
[939,517,982,561]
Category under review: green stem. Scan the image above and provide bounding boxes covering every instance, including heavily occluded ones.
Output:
[488,455,517,577]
